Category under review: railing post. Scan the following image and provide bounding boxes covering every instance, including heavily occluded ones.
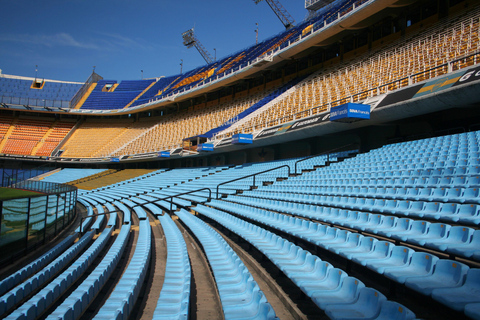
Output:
[43,195,49,244]
[0,201,3,239]
[25,198,31,252]
[55,194,59,236]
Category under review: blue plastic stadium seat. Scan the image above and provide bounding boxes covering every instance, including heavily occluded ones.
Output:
[431,268,480,312]
[390,220,429,242]
[459,187,480,204]
[337,237,377,260]
[447,229,480,259]
[376,218,412,238]
[426,226,474,252]
[456,204,480,224]
[408,223,450,246]
[365,246,415,274]
[465,303,480,320]
[365,216,396,235]
[324,287,387,320]
[404,260,469,296]
[374,301,416,320]
[383,252,439,284]
[351,241,395,266]
[299,268,347,297]
[467,176,480,188]
[311,277,366,310]
[284,259,332,282]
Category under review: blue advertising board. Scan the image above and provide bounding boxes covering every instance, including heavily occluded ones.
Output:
[159,151,170,158]
[330,103,370,123]
[198,143,214,152]
[232,134,253,144]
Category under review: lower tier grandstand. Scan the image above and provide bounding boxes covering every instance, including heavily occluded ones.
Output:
[1,0,479,161]
[1,130,480,319]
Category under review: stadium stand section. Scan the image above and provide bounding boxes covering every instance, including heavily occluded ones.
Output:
[80,79,156,110]
[0,74,82,109]
[218,4,480,137]
[0,115,76,157]
[3,131,479,318]
[2,0,480,318]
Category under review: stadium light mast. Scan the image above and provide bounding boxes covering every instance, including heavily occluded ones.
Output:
[253,0,295,29]
[182,28,214,64]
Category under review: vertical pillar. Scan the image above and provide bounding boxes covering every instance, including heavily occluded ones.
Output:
[25,198,31,251]
[43,195,49,244]
[55,195,59,236]
[0,201,3,237]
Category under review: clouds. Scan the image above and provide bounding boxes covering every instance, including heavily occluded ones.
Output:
[0,32,97,49]
[0,31,152,52]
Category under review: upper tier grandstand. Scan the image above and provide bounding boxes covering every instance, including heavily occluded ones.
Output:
[1,0,480,163]
[0,0,478,163]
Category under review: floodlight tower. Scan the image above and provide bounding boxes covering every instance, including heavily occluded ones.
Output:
[182,28,214,64]
[253,0,295,29]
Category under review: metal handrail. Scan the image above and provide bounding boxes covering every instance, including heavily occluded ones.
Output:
[132,187,212,214]
[216,164,291,199]
[293,143,358,175]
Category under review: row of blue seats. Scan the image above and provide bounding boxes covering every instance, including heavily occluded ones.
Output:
[261,184,480,205]
[81,79,151,110]
[354,149,480,162]
[114,80,155,91]
[347,155,480,168]
[223,196,480,260]
[372,139,480,149]
[42,168,107,184]
[131,75,179,107]
[5,229,110,320]
[315,159,480,174]
[91,205,105,230]
[193,204,417,320]
[175,209,277,319]
[297,165,480,179]
[93,190,126,202]
[280,175,480,189]
[113,201,131,224]
[138,192,190,209]
[143,196,178,212]
[105,203,118,227]
[207,200,480,317]
[343,149,480,162]
[46,223,129,320]
[0,232,93,317]
[0,235,75,297]
[231,191,480,225]
[75,200,93,233]
[92,219,151,320]
[85,193,119,206]
[381,137,480,150]
[121,199,147,219]
[79,196,119,228]
[153,211,191,319]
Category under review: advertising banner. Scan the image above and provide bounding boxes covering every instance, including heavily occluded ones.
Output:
[232,134,253,144]
[198,143,214,152]
[330,103,370,122]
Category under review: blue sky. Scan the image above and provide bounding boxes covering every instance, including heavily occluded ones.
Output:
[0,0,308,83]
